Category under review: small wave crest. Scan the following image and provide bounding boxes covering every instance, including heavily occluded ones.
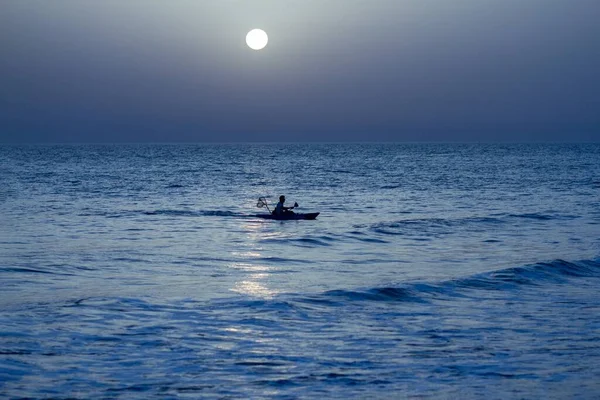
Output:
[143,209,244,218]
[365,216,504,236]
[324,287,425,302]
[507,212,578,221]
[361,212,578,237]
[315,258,600,304]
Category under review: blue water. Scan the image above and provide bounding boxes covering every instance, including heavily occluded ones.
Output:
[1,143,599,398]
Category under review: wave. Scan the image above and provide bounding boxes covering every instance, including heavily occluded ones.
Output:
[507,212,578,221]
[292,236,336,247]
[362,212,579,236]
[142,210,245,218]
[79,209,253,218]
[317,258,600,303]
[366,216,504,236]
[260,236,337,247]
[0,266,56,275]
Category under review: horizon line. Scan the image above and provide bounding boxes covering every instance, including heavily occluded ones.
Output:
[1,140,599,146]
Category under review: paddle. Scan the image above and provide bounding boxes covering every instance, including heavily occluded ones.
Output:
[257,197,271,213]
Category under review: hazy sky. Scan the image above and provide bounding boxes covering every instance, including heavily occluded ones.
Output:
[1,0,599,142]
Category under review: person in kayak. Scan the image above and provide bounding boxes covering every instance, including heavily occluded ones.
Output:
[273,195,297,216]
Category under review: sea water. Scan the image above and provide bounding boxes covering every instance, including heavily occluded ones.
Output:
[1,143,599,398]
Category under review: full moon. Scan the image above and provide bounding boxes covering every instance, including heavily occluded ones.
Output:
[246,29,268,50]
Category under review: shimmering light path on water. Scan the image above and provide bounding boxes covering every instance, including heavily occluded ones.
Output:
[1,143,599,398]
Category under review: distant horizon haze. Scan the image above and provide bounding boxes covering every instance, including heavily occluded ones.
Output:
[1,0,599,143]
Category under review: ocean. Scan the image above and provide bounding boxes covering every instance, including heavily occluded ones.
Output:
[1,143,599,398]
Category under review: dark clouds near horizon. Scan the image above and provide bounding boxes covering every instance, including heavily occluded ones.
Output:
[1,0,599,143]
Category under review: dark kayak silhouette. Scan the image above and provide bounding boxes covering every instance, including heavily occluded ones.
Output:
[255,212,320,220]
[256,197,319,220]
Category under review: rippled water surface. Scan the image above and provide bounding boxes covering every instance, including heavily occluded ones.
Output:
[1,143,600,398]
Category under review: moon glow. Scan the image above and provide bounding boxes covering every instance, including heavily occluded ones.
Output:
[246,29,268,50]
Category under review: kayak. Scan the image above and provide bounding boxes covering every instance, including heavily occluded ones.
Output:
[256,212,320,220]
